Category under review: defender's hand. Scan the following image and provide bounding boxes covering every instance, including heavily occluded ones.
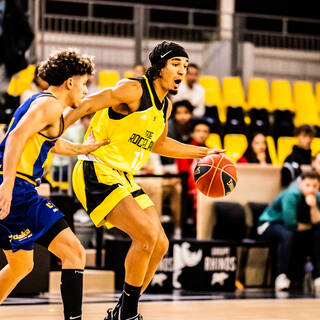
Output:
[82,130,110,155]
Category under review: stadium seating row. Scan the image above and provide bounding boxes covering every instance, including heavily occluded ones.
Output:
[206,133,320,165]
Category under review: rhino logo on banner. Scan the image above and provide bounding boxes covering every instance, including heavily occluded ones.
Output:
[211,272,229,286]
[173,242,203,289]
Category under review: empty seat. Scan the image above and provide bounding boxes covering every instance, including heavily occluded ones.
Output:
[222,77,247,110]
[246,202,269,240]
[98,70,120,88]
[247,78,271,111]
[7,65,36,96]
[311,137,320,156]
[224,134,248,163]
[293,81,319,126]
[225,106,246,134]
[204,106,222,134]
[271,79,294,112]
[266,136,278,165]
[249,108,270,136]
[316,82,320,111]
[212,202,247,241]
[272,109,295,140]
[200,76,225,122]
[277,136,298,165]
[205,133,222,149]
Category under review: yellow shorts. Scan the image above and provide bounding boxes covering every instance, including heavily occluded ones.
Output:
[72,160,154,228]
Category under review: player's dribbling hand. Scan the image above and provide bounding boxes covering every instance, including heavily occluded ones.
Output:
[206,148,225,156]
[0,183,12,220]
[82,130,110,154]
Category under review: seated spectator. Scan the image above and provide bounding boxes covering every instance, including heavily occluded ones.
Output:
[172,63,205,117]
[281,124,316,187]
[238,132,271,165]
[258,171,320,293]
[176,118,211,237]
[20,64,49,103]
[132,63,146,78]
[162,100,194,168]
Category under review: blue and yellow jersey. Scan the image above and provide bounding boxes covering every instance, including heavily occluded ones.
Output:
[0,92,64,186]
[84,75,169,174]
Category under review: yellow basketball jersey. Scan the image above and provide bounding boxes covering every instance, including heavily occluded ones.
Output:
[84,76,169,174]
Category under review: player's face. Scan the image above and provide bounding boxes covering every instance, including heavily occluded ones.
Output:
[69,74,89,107]
[192,124,210,145]
[300,178,320,196]
[161,57,188,94]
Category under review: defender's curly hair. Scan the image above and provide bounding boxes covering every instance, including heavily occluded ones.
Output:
[38,49,94,86]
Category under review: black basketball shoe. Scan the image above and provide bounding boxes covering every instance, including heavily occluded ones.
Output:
[104,308,143,320]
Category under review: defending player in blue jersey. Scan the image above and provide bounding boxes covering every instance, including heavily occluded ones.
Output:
[0,49,107,320]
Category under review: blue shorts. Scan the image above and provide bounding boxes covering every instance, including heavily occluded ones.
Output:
[0,177,65,252]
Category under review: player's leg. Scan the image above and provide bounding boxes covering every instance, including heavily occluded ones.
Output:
[105,196,161,320]
[0,249,34,303]
[140,205,169,294]
[37,218,85,320]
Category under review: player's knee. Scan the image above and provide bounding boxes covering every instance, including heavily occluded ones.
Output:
[136,229,158,255]
[155,233,169,257]
[61,238,86,268]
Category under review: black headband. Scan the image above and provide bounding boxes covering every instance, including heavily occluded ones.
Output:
[149,46,189,65]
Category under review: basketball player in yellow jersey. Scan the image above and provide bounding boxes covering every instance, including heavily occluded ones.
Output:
[0,49,108,320]
[68,41,223,320]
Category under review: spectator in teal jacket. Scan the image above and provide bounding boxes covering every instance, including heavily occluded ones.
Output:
[258,171,320,293]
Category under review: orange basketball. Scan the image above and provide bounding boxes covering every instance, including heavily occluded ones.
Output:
[194,153,238,198]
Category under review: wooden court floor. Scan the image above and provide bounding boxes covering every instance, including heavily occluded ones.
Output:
[1,299,320,320]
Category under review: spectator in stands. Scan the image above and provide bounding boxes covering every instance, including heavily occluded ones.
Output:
[161,100,193,169]
[132,63,146,78]
[238,132,271,165]
[281,125,316,187]
[20,64,49,103]
[176,118,211,237]
[87,75,99,95]
[0,0,34,92]
[172,63,205,117]
[168,100,194,143]
[258,171,320,293]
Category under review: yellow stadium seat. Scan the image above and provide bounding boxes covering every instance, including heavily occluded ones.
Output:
[98,70,120,88]
[316,82,320,111]
[266,136,278,165]
[124,71,133,79]
[277,137,298,165]
[222,77,247,110]
[293,81,319,126]
[7,65,36,96]
[223,134,248,163]
[205,133,222,149]
[200,76,225,122]
[247,78,271,111]
[271,79,294,111]
[311,137,320,157]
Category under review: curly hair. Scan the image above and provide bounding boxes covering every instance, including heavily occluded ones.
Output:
[38,49,94,86]
[145,59,167,80]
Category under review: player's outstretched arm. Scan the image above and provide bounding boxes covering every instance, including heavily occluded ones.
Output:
[63,79,143,129]
[0,98,62,219]
[51,130,109,156]
[152,101,224,159]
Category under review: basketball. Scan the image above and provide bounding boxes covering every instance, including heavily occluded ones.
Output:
[194,153,238,198]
